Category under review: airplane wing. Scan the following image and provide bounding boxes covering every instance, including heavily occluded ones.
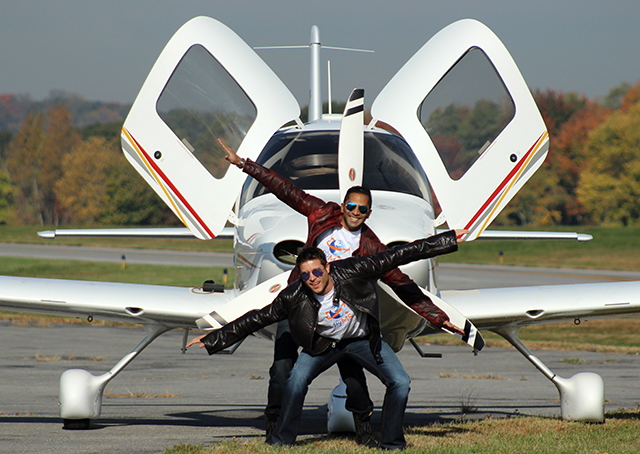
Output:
[371,19,548,241]
[0,275,232,327]
[0,270,290,341]
[441,281,640,330]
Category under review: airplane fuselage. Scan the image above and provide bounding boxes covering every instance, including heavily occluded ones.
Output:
[233,121,439,296]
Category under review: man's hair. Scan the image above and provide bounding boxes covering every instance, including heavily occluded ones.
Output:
[343,185,372,207]
[296,247,328,268]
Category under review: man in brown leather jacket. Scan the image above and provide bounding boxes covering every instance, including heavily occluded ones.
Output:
[222,144,463,443]
[187,230,462,449]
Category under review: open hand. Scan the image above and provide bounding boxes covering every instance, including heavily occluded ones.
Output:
[185,333,208,349]
[442,320,465,336]
[454,229,470,242]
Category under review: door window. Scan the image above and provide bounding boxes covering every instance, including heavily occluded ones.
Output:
[418,47,515,180]
[156,44,257,179]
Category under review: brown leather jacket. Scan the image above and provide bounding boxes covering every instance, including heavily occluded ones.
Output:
[202,230,459,361]
[242,158,450,327]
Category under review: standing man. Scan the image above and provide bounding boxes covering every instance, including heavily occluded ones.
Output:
[222,143,464,443]
[187,229,464,449]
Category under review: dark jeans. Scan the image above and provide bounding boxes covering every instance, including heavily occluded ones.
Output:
[265,320,374,420]
[271,337,410,450]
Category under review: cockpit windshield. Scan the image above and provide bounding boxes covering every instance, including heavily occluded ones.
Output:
[240,129,432,207]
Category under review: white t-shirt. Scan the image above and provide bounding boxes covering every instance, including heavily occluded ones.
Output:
[314,287,368,340]
[315,226,361,262]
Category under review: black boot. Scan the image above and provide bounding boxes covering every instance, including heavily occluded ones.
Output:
[353,413,377,448]
[264,412,278,444]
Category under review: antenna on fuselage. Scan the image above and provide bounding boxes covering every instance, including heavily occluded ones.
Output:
[255,27,373,123]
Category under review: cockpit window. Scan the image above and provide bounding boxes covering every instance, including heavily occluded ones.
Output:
[418,47,515,181]
[156,44,257,179]
[240,129,431,207]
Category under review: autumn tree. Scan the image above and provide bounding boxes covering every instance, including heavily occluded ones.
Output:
[0,170,17,224]
[40,104,81,225]
[543,99,612,224]
[98,152,179,226]
[497,90,611,225]
[55,134,177,226]
[6,111,45,224]
[533,89,588,137]
[604,82,632,110]
[55,136,115,224]
[577,98,640,226]
[5,105,81,225]
[0,131,13,167]
[620,81,640,113]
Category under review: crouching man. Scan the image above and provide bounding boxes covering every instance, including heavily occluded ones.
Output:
[187,229,465,450]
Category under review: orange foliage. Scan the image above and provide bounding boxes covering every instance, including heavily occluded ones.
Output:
[621,81,640,113]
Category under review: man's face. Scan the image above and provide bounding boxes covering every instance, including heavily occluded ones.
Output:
[299,258,331,295]
[341,192,371,231]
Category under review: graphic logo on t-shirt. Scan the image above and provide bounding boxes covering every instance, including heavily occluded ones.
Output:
[326,302,354,327]
[326,238,350,260]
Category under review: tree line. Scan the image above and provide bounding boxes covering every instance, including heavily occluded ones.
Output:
[497,81,640,226]
[0,81,639,227]
[0,105,176,226]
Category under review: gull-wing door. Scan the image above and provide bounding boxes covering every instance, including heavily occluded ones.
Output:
[121,16,300,239]
[371,19,548,240]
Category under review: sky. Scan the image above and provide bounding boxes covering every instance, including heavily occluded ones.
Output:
[1,1,639,108]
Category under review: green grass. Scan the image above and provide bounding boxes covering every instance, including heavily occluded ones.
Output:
[0,256,232,287]
[161,408,640,454]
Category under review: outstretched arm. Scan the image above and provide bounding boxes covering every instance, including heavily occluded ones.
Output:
[367,227,468,326]
[221,139,331,218]
[186,296,288,355]
[344,229,462,280]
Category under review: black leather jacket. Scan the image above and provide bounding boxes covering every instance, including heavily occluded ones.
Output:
[201,230,458,362]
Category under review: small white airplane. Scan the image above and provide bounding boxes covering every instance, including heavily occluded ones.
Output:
[1,16,637,432]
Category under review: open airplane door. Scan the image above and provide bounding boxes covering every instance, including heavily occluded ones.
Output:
[371,19,548,241]
[121,16,300,239]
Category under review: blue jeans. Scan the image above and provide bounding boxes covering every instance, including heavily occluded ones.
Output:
[265,320,374,420]
[271,337,410,450]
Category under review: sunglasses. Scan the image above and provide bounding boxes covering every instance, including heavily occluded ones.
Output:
[345,202,369,214]
[301,268,324,281]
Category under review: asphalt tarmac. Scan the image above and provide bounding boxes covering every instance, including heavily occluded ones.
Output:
[1,244,640,453]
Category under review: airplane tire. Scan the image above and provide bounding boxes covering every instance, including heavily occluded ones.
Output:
[63,418,91,430]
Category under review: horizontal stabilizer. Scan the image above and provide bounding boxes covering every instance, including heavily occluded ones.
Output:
[438,229,592,242]
[38,227,234,240]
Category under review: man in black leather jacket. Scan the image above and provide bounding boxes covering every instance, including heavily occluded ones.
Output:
[222,143,462,444]
[187,229,462,450]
